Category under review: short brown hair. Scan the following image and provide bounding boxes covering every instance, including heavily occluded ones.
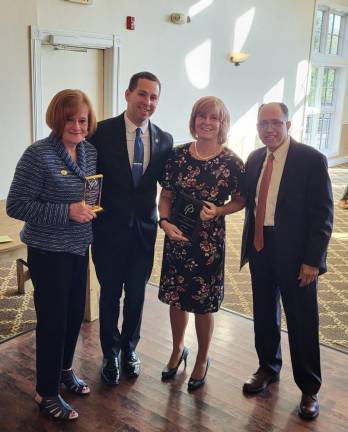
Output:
[189,96,230,145]
[46,89,97,138]
[128,71,161,93]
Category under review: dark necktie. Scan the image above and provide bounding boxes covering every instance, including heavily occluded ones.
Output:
[254,153,275,252]
[132,127,144,187]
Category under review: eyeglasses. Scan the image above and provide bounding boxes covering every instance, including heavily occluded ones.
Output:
[257,120,285,130]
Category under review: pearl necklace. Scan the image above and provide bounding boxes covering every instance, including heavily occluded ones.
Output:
[194,141,222,161]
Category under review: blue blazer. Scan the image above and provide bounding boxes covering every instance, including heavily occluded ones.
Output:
[240,138,333,276]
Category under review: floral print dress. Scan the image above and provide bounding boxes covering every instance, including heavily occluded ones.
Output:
[159,143,245,314]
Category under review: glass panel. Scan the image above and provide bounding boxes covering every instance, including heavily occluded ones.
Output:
[304,115,313,144]
[333,14,342,35]
[327,13,343,54]
[308,66,318,106]
[327,69,335,105]
[314,10,323,52]
[318,113,332,150]
[321,68,336,105]
[316,113,332,150]
[330,35,339,55]
[321,68,328,104]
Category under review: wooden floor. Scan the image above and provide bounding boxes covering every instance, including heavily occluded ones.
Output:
[0,285,347,432]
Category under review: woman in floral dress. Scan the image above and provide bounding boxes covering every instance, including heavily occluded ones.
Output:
[158,96,245,391]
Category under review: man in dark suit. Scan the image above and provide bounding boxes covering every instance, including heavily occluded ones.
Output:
[241,102,333,420]
[90,72,173,385]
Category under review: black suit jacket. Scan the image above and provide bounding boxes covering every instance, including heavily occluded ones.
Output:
[241,138,333,276]
[90,113,173,248]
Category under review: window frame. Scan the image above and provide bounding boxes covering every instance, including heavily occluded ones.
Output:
[303,2,348,157]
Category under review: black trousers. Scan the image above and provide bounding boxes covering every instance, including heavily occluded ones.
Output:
[92,225,154,358]
[27,246,88,397]
[248,230,321,395]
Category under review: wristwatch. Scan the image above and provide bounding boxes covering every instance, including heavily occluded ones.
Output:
[158,217,170,228]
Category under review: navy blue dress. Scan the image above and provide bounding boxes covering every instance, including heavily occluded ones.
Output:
[159,143,245,314]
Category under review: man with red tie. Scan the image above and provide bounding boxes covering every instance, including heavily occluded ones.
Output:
[240,102,333,420]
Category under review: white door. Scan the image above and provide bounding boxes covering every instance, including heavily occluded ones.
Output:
[41,45,104,137]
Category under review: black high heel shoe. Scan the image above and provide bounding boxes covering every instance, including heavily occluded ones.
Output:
[187,358,210,391]
[61,369,90,395]
[35,394,78,421]
[162,346,189,379]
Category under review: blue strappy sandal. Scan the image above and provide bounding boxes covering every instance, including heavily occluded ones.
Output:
[36,394,78,420]
[61,369,90,395]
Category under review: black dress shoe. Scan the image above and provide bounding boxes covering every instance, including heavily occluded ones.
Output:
[243,367,279,394]
[101,356,120,385]
[162,347,189,380]
[298,393,319,420]
[123,351,141,378]
[187,358,210,392]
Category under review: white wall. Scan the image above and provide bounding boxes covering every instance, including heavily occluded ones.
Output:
[1,0,318,198]
[0,0,37,199]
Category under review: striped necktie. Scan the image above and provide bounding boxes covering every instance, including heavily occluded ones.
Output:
[132,127,144,187]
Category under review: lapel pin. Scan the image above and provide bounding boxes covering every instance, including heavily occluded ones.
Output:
[60,169,68,176]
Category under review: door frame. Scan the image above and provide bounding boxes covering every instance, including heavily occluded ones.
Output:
[30,25,120,141]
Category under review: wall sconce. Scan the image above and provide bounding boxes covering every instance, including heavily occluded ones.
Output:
[228,52,250,66]
[170,13,191,25]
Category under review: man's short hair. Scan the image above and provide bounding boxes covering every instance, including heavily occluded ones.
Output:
[258,102,289,121]
[128,72,161,93]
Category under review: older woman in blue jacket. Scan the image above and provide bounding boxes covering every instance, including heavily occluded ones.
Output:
[7,89,97,421]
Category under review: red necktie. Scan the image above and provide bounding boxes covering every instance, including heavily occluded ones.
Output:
[254,153,274,252]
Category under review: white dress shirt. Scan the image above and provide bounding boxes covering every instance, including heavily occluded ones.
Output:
[124,113,150,172]
[255,137,290,226]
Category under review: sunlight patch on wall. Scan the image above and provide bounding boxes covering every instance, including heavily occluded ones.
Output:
[233,7,255,52]
[228,103,259,160]
[263,78,285,103]
[189,0,215,18]
[332,232,348,241]
[185,39,211,89]
[294,60,309,106]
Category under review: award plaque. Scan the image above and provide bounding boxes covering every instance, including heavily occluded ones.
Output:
[172,191,203,241]
[83,174,103,212]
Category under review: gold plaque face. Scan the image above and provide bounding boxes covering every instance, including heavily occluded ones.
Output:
[83,174,103,212]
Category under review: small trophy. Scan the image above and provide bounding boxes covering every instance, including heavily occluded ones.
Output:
[83,174,103,212]
[172,191,203,241]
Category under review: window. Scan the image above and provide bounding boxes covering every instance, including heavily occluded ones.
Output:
[313,7,345,55]
[304,66,337,151]
[303,4,348,156]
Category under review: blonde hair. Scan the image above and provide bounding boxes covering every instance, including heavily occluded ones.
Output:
[46,89,97,138]
[189,96,230,145]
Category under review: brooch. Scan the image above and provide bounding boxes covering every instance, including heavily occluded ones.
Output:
[60,169,68,176]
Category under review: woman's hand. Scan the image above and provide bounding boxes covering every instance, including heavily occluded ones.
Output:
[69,202,96,223]
[161,220,189,242]
[200,201,220,221]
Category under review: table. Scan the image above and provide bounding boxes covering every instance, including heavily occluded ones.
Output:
[0,200,99,321]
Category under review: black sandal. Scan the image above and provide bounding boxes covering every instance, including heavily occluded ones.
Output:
[61,369,90,395]
[36,394,78,420]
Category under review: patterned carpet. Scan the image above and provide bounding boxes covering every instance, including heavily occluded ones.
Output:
[0,165,347,351]
[0,260,35,343]
[151,164,348,353]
